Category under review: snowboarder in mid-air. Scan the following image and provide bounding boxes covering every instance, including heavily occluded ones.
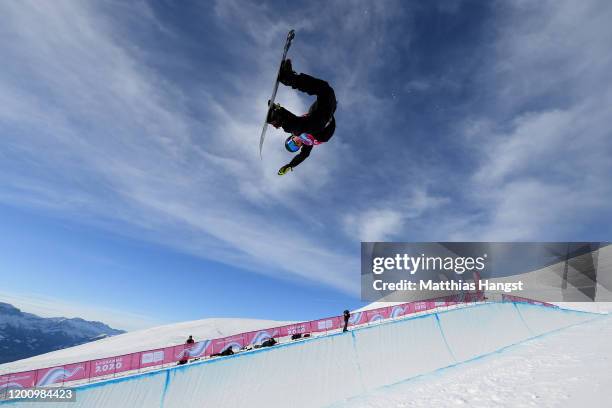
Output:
[266,59,337,175]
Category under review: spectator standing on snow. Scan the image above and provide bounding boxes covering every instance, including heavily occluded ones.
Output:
[343,310,350,332]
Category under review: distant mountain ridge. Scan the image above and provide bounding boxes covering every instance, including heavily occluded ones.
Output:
[0,302,124,364]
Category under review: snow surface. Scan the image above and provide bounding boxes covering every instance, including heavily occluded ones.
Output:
[1,302,603,407]
[333,314,612,408]
[0,317,291,374]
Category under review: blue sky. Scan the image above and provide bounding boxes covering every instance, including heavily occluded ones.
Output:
[1,0,611,331]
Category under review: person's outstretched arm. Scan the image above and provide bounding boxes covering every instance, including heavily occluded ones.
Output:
[279,145,313,175]
[289,145,312,168]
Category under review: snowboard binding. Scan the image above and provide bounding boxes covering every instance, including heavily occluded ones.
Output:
[266,101,285,128]
[278,59,297,86]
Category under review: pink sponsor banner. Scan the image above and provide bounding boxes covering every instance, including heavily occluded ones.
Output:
[162,345,178,365]
[347,311,367,327]
[404,302,417,315]
[91,354,133,378]
[510,295,527,303]
[7,370,37,389]
[183,342,201,359]
[181,342,198,359]
[244,328,278,346]
[389,304,408,318]
[34,365,64,387]
[211,337,227,354]
[279,322,311,337]
[114,354,138,375]
[60,361,90,383]
[365,308,389,323]
[433,299,448,308]
[212,332,243,354]
[186,340,212,358]
[139,348,165,369]
[413,301,428,313]
[221,334,246,353]
[243,330,257,346]
[0,374,8,398]
[503,294,555,307]
[331,316,342,330]
[311,316,341,333]
[130,352,142,370]
[172,345,188,362]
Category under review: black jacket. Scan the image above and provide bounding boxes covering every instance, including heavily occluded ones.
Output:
[288,116,335,168]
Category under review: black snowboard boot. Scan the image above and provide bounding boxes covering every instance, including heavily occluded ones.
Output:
[278,59,297,86]
[266,102,288,128]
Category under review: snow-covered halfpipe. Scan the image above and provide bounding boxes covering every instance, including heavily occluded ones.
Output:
[1,302,601,408]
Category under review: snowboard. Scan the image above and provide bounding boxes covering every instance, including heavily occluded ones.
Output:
[259,29,295,158]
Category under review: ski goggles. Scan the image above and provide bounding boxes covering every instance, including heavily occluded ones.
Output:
[285,137,300,152]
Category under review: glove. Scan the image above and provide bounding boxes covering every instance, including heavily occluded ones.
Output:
[278,164,293,176]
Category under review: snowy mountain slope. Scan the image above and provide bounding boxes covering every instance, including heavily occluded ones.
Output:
[0,303,124,365]
[0,316,292,374]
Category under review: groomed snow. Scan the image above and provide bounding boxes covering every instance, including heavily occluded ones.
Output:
[333,313,612,408]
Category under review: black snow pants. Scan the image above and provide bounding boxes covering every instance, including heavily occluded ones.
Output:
[279,73,337,141]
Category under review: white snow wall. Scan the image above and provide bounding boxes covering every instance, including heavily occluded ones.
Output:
[3,303,602,408]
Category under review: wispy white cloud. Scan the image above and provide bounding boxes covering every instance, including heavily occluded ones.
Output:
[343,188,448,242]
[344,209,404,242]
[452,0,612,240]
[0,0,368,307]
